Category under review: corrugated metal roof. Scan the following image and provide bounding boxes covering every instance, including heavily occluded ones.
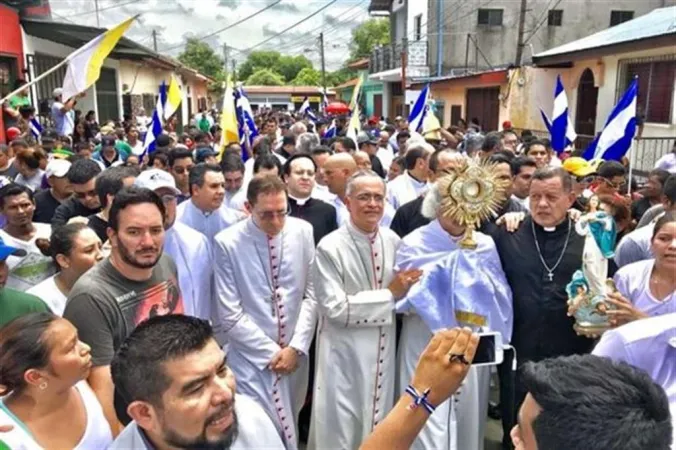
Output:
[534,6,676,59]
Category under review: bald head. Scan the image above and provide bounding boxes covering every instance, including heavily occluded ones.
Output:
[430,150,466,181]
[325,153,358,197]
[353,150,372,171]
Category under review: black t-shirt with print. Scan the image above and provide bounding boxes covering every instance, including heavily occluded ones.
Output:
[63,253,183,367]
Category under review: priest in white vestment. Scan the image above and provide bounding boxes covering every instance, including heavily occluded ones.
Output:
[213,175,316,450]
[395,182,513,450]
[309,170,423,450]
[386,141,434,209]
[175,163,244,242]
[134,170,213,321]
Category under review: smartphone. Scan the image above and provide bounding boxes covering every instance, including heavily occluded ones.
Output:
[471,332,504,367]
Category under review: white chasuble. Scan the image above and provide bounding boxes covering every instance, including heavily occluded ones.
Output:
[309,222,400,450]
[213,217,317,450]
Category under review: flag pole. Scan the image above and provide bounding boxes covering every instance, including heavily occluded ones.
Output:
[0,59,70,104]
[627,138,636,196]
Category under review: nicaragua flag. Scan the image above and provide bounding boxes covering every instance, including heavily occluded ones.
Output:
[29,118,43,141]
[324,119,337,139]
[299,97,318,122]
[583,78,638,161]
[235,86,259,159]
[408,84,430,133]
[141,82,167,156]
[321,92,329,111]
[550,75,577,153]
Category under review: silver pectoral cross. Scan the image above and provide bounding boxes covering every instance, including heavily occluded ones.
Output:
[547,271,554,282]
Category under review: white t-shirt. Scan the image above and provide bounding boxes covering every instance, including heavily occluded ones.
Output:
[0,381,113,449]
[0,223,56,291]
[27,275,67,315]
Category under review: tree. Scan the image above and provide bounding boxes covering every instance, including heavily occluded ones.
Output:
[291,67,321,86]
[326,67,356,87]
[349,18,390,61]
[278,55,313,83]
[246,68,285,86]
[238,50,282,82]
[177,38,225,80]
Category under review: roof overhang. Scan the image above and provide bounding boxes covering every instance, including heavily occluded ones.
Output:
[533,34,676,66]
[368,0,390,14]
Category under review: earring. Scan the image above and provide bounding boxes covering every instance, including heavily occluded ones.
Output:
[39,382,48,390]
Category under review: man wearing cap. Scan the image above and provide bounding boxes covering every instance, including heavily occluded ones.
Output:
[176,163,245,242]
[135,169,212,321]
[50,87,77,137]
[357,132,386,178]
[195,146,218,165]
[386,141,434,210]
[93,135,126,169]
[53,159,103,227]
[284,154,338,246]
[562,156,598,211]
[0,183,55,291]
[0,235,49,327]
[33,159,73,224]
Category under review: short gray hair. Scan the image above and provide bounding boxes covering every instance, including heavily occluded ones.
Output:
[345,169,386,197]
[421,183,442,219]
[463,134,484,155]
[532,166,573,192]
[296,132,320,154]
[290,122,307,137]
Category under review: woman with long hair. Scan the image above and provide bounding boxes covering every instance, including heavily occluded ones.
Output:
[607,212,676,325]
[0,313,112,448]
[13,147,45,191]
[73,120,92,145]
[29,223,103,315]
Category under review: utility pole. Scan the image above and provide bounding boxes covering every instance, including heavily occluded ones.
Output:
[152,30,158,52]
[94,0,100,27]
[319,32,327,97]
[400,37,408,96]
[223,43,229,73]
[515,0,528,66]
[231,60,236,82]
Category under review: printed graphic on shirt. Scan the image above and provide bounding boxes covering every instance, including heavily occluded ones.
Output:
[8,253,57,291]
[118,278,184,327]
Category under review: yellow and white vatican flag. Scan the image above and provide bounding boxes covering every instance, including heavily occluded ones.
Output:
[164,74,182,120]
[219,75,239,159]
[61,16,137,101]
[346,103,361,147]
[349,73,364,113]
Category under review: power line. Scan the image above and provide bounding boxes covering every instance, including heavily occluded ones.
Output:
[68,0,138,18]
[523,0,563,45]
[159,0,283,52]
[238,0,339,54]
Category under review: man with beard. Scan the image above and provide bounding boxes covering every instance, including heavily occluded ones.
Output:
[176,164,244,243]
[213,175,316,449]
[64,187,183,436]
[52,158,102,226]
[110,315,284,449]
[135,169,212,321]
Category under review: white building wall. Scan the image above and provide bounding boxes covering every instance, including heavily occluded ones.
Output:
[406,0,427,41]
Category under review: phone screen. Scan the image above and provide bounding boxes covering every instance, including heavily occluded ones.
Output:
[473,334,497,365]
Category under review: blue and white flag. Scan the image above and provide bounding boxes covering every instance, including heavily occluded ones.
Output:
[324,118,337,139]
[550,75,577,153]
[234,86,259,160]
[29,118,43,141]
[321,92,329,111]
[299,97,317,122]
[408,84,430,133]
[142,81,167,157]
[583,78,638,161]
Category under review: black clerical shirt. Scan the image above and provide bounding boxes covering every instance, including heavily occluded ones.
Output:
[288,196,338,245]
[391,196,428,238]
[490,215,593,363]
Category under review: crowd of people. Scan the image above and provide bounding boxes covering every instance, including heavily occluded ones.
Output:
[0,80,675,450]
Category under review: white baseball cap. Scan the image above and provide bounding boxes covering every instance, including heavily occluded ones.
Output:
[134,169,181,195]
[45,159,71,178]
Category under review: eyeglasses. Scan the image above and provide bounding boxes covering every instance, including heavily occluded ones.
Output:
[256,208,291,221]
[601,177,626,190]
[173,166,195,175]
[353,193,385,204]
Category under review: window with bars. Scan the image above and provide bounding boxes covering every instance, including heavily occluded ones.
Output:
[610,10,634,26]
[620,57,676,124]
[548,10,563,26]
[95,67,119,122]
[478,9,503,26]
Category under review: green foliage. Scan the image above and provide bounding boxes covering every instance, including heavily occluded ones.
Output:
[278,55,313,82]
[177,38,225,80]
[246,68,285,86]
[349,18,390,61]
[291,67,321,86]
[326,67,356,87]
[238,51,313,83]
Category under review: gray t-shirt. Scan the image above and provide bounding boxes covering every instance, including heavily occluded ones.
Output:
[63,253,183,366]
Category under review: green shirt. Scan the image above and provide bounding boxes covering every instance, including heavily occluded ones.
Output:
[8,95,30,110]
[0,287,50,328]
[93,141,131,158]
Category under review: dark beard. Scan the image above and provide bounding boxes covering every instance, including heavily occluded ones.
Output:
[162,411,239,450]
[117,239,162,269]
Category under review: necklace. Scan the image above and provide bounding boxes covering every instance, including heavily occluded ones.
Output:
[531,218,572,282]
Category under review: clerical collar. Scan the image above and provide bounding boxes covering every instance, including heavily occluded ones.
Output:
[348,220,378,242]
[533,217,569,234]
[289,194,311,206]
[191,199,214,217]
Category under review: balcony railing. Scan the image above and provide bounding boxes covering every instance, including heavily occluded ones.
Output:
[369,40,428,75]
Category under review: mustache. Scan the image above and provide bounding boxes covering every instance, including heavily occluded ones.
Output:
[206,403,234,426]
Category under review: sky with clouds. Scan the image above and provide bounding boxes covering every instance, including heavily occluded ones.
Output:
[49,0,370,71]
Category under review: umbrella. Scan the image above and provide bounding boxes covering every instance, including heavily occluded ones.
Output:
[325,102,351,115]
